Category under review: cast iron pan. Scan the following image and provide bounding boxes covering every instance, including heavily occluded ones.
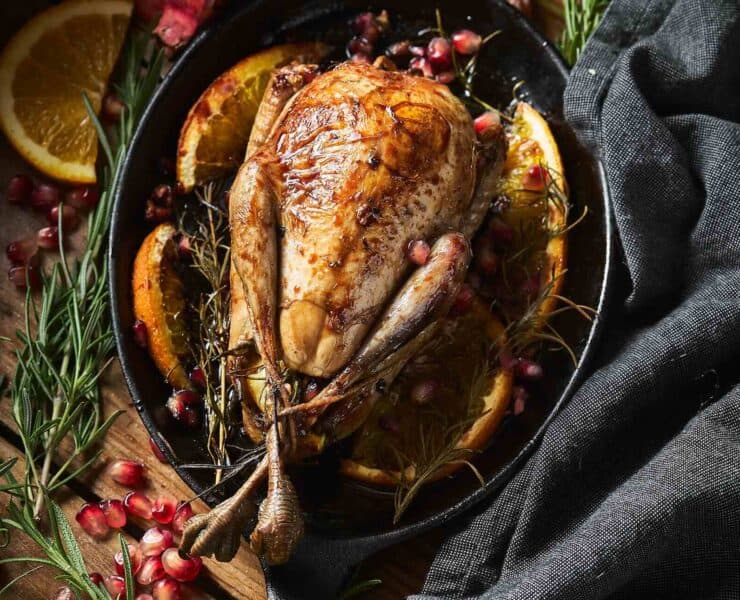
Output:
[110,0,613,597]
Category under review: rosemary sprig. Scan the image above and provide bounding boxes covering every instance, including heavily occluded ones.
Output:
[1,31,164,597]
[180,182,233,482]
[560,0,610,65]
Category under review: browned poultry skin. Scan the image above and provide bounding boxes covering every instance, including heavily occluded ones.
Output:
[234,62,478,377]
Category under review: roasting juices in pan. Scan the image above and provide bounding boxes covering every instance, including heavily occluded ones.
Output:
[130,9,581,565]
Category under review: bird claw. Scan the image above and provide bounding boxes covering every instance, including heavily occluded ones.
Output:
[180,497,257,561]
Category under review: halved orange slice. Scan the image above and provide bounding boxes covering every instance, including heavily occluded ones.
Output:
[132,223,191,390]
[493,101,569,328]
[340,299,514,486]
[0,0,132,183]
[176,42,328,192]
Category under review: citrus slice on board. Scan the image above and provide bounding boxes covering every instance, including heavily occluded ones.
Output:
[0,0,132,183]
[132,223,192,390]
[489,101,569,328]
[176,42,328,192]
[340,298,514,487]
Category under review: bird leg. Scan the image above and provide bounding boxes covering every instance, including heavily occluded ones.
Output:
[280,232,472,419]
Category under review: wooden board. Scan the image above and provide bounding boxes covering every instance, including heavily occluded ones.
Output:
[0,2,563,598]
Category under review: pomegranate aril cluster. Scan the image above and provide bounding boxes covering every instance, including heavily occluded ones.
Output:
[4,174,100,290]
[74,457,201,597]
[346,10,389,64]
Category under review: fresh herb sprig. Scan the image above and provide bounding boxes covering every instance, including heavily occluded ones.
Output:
[0,31,163,597]
[181,182,234,482]
[560,0,609,65]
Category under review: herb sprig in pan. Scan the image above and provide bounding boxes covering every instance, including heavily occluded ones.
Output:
[0,33,164,598]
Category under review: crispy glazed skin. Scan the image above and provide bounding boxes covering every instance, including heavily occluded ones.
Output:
[230,62,478,377]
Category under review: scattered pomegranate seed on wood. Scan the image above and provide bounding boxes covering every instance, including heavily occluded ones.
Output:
[75,503,110,538]
[110,459,145,487]
[6,236,37,265]
[104,576,127,598]
[65,185,99,211]
[37,226,59,250]
[140,526,174,556]
[48,204,80,231]
[123,491,153,520]
[161,548,203,582]
[171,502,195,535]
[6,174,33,205]
[8,264,41,290]
[152,577,181,600]
[100,498,128,528]
[152,494,178,525]
[137,556,166,586]
[114,543,143,576]
[30,183,61,213]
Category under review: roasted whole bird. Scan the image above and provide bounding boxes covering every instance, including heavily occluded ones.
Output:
[180,59,507,564]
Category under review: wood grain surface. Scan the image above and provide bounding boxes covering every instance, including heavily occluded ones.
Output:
[0,2,562,598]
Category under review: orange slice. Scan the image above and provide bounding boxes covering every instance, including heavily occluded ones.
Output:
[132,223,191,390]
[340,299,514,486]
[176,42,328,192]
[494,101,569,326]
[0,0,132,183]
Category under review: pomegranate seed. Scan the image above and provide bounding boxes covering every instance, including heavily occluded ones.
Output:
[167,390,201,428]
[100,499,127,528]
[427,37,452,70]
[137,556,166,586]
[54,586,74,600]
[89,572,104,586]
[132,319,148,348]
[406,240,431,266]
[475,240,499,274]
[37,226,60,251]
[488,219,514,246]
[386,40,410,57]
[48,205,80,230]
[177,235,192,258]
[452,29,482,55]
[378,413,400,434]
[152,578,181,600]
[515,358,543,381]
[8,264,41,290]
[352,12,381,43]
[6,174,33,205]
[409,56,433,78]
[114,543,143,576]
[152,494,178,524]
[6,236,38,265]
[450,283,475,316]
[140,526,174,556]
[409,45,426,57]
[410,379,439,406]
[104,575,127,598]
[152,184,174,207]
[513,385,528,415]
[522,164,549,191]
[347,35,373,57]
[474,111,501,137]
[102,93,125,121]
[110,459,145,487]
[75,503,109,538]
[161,548,203,582]
[171,502,195,535]
[188,366,206,388]
[304,380,319,402]
[145,201,172,222]
[123,491,153,520]
[137,595,155,600]
[436,70,456,84]
[149,436,168,463]
[66,186,99,211]
[30,183,61,213]
[350,53,371,65]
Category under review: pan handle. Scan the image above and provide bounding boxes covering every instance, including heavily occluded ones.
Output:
[265,535,386,599]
